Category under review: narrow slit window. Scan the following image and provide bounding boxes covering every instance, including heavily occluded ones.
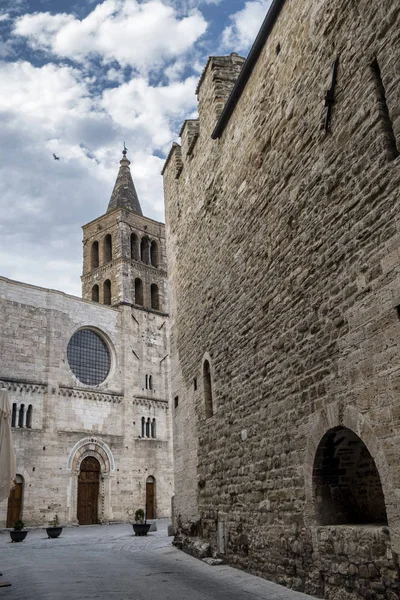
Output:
[135,278,143,306]
[92,285,99,302]
[11,403,17,428]
[26,405,33,428]
[146,418,150,438]
[203,360,214,418]
[91,241,99,269]
[149,375,152,390]
[150,241,159,268]
[18,404,25,428]
[104,234,113,263]
[151,418,156,438]
[151,284,160,311]
[371,59,399,160]
[141,417,145,437]
[145,375,148,390]
[103,279,112,305]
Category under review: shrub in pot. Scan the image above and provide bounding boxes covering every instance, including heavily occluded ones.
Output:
[46,514,63,539]
[132,509,150,536]
[10,520,28,543]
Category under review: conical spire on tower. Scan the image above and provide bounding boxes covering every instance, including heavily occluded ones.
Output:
[107,145,143,215]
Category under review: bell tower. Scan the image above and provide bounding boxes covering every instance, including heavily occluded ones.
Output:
[81,147,167,313]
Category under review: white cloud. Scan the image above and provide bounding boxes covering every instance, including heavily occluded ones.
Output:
[0,13,10,22]
[222,0,272,51]
[14,0,208,73]
[0,60,93,132]
[101,76,198,149]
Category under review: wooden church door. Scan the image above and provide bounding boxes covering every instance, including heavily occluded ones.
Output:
[146,477,155,519]
[77,456,100,525]
[7,476,23,527]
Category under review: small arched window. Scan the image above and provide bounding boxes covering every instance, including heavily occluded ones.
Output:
[148,375,153,390]
[131,233,139,261]
[140,237,150,264]
[11,403,17,428]
[150,241,159,268]
[146,418,150,438]
[104,279,112,305]
[151,418,156,438]
[92,285,99,302]
[104,234,112,263]
[141,417,145,437]
[91,241,99,269]
[135,278,143,306]
[145,375,148,390]
[150,284,160,311]
[203,359,213,418]
[18,404,25,428]
[26,405,33,429]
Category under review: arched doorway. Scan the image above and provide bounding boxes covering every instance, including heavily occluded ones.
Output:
[77,456,100,525]
[146,476,156,520]
[313,426,388,525]
[7,475,23,527]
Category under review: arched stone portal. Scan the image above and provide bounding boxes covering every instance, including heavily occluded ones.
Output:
[68,438,115,524]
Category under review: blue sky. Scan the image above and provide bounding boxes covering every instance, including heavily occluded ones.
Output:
[0,0,271,295]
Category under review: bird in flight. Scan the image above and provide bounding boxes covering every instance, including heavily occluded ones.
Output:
[53,153,60,160]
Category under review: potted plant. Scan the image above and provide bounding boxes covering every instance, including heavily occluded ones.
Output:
[46,514,63,539]
[10,520,28,543]
[132,509,151,536]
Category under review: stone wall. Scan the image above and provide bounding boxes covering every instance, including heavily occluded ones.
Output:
[164,0,400,597]
[0,276,173,526]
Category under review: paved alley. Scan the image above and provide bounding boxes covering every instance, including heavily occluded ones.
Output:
[0,520,318,600]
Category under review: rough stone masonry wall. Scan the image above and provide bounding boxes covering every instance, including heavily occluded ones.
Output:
[164,0,400,598]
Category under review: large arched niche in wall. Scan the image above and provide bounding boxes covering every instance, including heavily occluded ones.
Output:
[313,426,387,525]
[303,404,396,538]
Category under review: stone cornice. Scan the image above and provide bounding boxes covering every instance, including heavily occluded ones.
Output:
[132,397,169,408]
[59,387,123,403]
[0,378,47,394]
[81,257,167,281]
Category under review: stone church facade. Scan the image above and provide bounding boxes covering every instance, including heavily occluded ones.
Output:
[163,1,400,598]
[0,149,173,528]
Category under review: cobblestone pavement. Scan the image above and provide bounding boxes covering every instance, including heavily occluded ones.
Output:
[0,521,318,600]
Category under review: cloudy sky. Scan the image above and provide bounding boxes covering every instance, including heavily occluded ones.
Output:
[0,0,271,296]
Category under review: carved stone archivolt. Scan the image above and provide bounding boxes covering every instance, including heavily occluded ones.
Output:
[68,437,116,472]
